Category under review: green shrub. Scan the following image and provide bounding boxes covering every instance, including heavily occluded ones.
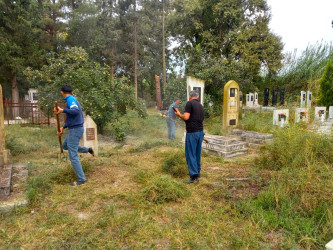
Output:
[319,61,333,107]
[141,175,190,204]
[161,149,187,178]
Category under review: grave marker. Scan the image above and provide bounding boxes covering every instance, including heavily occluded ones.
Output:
[300,91,306,107]
[81,115,98,156]
[273,109,289,127]
[307,91,312,109]
[186,76,205,105]
[264,88,269,106]
[329,106,333,121]
[280,89,285,106]
[254,92,259,106]
[272,90,278,106]
[223,80,240,130]
[315,107,327,122]
[295,108,309,123]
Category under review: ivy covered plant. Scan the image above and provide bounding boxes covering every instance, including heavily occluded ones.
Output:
[24,47,147,133]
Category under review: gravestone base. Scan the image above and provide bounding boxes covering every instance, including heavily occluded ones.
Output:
[0,150,10,166]
[0,164,13,196]
[0,163,28,211]
[232,129,273,148]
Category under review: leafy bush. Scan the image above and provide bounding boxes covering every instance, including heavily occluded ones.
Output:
[141,175,190,204]
[161,149,188,178]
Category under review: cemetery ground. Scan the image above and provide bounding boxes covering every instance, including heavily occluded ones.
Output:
[1,109,333,249]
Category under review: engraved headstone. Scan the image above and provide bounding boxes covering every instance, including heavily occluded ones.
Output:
[280,89,285,106]
[300,91,306,108]
[81,115,98,156]
[254,92,259,106]
[329,106,333,121]
[264,88,269,106]
[223,80,240,129]
[307,91,312,109]
[273,109,289,127]
[315,107,327,122]
[239,91,243,108]
[272,90,278,106]
[186,76,205,105]
[295,108,309,123]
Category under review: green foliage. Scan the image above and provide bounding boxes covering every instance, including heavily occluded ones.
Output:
[275,42,333,95]
[319,61,333,107]
[141,174,190,204]
[169,0,283,103]
[163,74,187,110]
[161,149,188,178]
[25,47,146,132]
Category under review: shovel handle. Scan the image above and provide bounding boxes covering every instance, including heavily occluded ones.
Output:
[55,101,63,153]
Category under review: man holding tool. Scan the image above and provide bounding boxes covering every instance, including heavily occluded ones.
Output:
[54,84,94,186]
[166,98,180,140]
[173,90,204,184]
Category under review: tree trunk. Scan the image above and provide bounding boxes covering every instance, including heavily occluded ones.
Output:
[162,0,167,89]
[11,74,19,118]
[133,0,138,99]
[155,75,162,110]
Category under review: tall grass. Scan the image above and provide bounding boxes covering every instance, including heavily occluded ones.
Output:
[242,127,333,248]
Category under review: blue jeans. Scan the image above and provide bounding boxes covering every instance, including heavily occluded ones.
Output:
[62,126,88,182]
[167,118,176,139]
[185,130,204,178]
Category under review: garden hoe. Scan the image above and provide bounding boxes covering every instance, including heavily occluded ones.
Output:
[55,101,67,161]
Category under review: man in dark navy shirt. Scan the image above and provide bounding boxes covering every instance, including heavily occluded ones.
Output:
[174,90,204,183]
[166,98,180,139]
[54,85,94,186]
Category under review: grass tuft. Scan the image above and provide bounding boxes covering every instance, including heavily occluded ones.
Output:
[160,149,188,178]
[141,174,190,204]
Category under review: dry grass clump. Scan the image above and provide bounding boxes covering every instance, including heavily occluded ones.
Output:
[160,149,188,178]
[141,174,190,204]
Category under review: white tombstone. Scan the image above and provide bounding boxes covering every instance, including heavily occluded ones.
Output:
[306,91,312,109]
[186,76,205,105]
[300,91,306,108]
[295,108,309,123]
[254,92,259,106]
[314,107,327,121]
[246,93,254,107]
[328,106,333,121]
[28,88,38,103]
[81,115,98,156]
[273,109,289,127]
[326,239,333,250]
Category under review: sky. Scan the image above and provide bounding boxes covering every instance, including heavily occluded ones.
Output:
[266,0,333,55]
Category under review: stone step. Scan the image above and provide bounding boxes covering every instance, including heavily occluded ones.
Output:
[203,147,248,158]
[0,164,13,196]
[202,140,247,152]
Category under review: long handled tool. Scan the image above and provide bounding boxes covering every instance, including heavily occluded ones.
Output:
[55,101,63,153]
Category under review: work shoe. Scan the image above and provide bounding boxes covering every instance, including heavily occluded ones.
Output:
[184,176,199,184]
[88,147,95,156]
[69,181,86,187]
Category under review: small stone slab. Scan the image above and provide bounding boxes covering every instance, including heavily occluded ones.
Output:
[0,164,13,196]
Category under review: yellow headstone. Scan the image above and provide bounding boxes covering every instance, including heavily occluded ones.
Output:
[223,80,240,130]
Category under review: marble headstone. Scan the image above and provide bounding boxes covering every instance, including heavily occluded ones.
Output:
[273,109,289,127]
[81,115,98,156]
[280,89,285,106]
[272,90,278,106]
[307,91,312,109]
[314,107,327,121]
[300,91,306,108]
[295,108,309,123]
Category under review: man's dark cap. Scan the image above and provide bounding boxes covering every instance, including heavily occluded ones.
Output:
[61,84,73,93]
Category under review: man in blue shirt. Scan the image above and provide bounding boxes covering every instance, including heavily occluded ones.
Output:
[54,85,94,186]
[166,98,180,140]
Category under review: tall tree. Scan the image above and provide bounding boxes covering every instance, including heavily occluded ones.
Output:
[0,0,43,116]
